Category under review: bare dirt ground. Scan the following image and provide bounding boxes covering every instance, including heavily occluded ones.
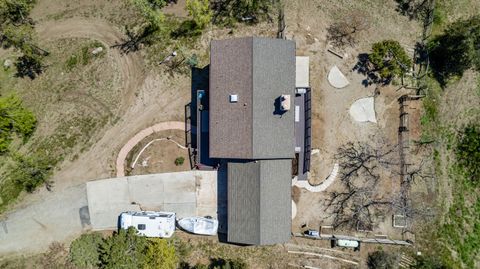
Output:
[127,130,191,175]
[36,18,145,115]
[286,0,423,243]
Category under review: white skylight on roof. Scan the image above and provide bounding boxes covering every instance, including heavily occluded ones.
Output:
[230,94,238,103]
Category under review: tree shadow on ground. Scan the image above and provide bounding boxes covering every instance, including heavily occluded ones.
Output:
[111,26,158,54]
[14,55,44,79]
[394,0,432,20]
[352,53,382,87]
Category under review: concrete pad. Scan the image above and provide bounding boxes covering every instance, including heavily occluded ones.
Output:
[86,171,218,230]
[163,203,196,218]
[296,56,310,88]
[349,97,377,123]
[87,178,141,230]
[127,174,165,207]
[327,65,350,89]
[196,171,218,217]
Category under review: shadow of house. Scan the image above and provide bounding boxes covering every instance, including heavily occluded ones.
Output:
[188,65,219,169]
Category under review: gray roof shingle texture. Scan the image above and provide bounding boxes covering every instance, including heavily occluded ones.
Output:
[227,160,292,245]
[209,37,296,159]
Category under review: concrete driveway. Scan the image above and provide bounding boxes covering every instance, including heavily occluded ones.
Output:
[0,171,218,257]
[87,171,218,230]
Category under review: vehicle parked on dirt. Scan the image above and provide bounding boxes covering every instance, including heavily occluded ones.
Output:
[304,229,319,237]
[331,236,361,251]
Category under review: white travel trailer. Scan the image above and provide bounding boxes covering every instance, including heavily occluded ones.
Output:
[120,211,176,238]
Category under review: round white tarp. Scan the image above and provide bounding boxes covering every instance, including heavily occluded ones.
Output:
[328,65,350,89]
[349,97,377,123]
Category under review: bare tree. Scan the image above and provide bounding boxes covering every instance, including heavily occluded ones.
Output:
[326,142,398,230]
[391,156,436,228]
[327,11,370,48]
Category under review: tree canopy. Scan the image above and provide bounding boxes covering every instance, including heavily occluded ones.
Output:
[0,0,36,25]
[0,0,46,78]
[186,0,212,30]
[369,40,412,83]
[68,227,179,269]
[100,227,148,269]
[211,0,275,26]
[428,15,480,86]
[131,0,166,34]
[0,94,36,153]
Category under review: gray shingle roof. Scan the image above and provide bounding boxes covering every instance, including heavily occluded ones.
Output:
[209,37,296,159]
[227,160,292,245]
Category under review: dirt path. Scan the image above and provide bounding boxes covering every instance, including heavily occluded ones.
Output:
[36,18,144,114]
[116,121,187,177]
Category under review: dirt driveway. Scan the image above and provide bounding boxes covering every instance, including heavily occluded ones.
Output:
[31,17,191,190]
[37,18,144,115]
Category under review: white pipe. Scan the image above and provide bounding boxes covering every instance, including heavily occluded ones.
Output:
[131,138,187,169]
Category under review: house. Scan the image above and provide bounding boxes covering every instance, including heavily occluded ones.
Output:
[193,36,311,245]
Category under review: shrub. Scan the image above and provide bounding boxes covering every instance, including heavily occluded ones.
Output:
[66,55,79,70]
[189,258,247,269]
[367,251,396,269]
[0,94,36,153]
[40,242,70,269]
[144,238,178,269]
[210,258,247,269]
[456,124,480,183]
[69,232,103,268]
[412,255,448,269]
[9,152,54,192]
[175,156,185,166]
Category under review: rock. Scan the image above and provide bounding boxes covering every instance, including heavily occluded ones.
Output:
[92,47,103,55]
[3,59,12,68]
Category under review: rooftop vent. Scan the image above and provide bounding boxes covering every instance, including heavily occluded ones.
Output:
[230,94,238,103]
